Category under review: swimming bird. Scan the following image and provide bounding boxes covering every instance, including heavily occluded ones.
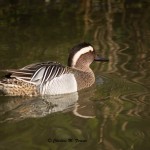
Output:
[0,42,108,96]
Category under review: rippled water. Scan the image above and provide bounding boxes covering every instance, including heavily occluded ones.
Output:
[0,1,150,150]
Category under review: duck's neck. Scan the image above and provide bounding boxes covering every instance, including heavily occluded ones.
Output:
[72,63,92,72]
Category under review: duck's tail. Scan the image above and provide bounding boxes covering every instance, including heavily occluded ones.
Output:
[0,79,39,96]
[0,82,6,95]
[0,80,13,95]
[0,83,3,90]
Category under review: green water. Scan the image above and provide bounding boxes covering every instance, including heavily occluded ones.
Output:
[0,1,150,150]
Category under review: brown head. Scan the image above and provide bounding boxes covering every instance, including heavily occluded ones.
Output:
[68,42,108,71]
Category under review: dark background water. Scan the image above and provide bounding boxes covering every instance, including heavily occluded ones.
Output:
[0,0,150,150]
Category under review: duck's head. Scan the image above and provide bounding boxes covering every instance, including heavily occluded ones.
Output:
[68,42,108,71]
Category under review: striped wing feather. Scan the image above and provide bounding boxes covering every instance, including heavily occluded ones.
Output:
[6,61,68,85]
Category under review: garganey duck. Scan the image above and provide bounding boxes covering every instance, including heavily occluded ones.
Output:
[0,42,108,96]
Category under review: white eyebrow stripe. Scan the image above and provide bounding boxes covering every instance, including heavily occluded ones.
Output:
[72,46,93,66]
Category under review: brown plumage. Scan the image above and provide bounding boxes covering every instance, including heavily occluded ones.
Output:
[0,42,108,96]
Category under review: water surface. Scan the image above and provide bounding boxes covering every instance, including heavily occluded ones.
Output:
[0,1,150,150]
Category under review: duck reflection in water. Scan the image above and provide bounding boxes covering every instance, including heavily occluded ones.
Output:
[0,87,98,122]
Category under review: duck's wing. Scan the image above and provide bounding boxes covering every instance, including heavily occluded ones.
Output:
[5,61,69,85]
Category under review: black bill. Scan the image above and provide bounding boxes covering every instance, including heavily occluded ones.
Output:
[94,55,109,62]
